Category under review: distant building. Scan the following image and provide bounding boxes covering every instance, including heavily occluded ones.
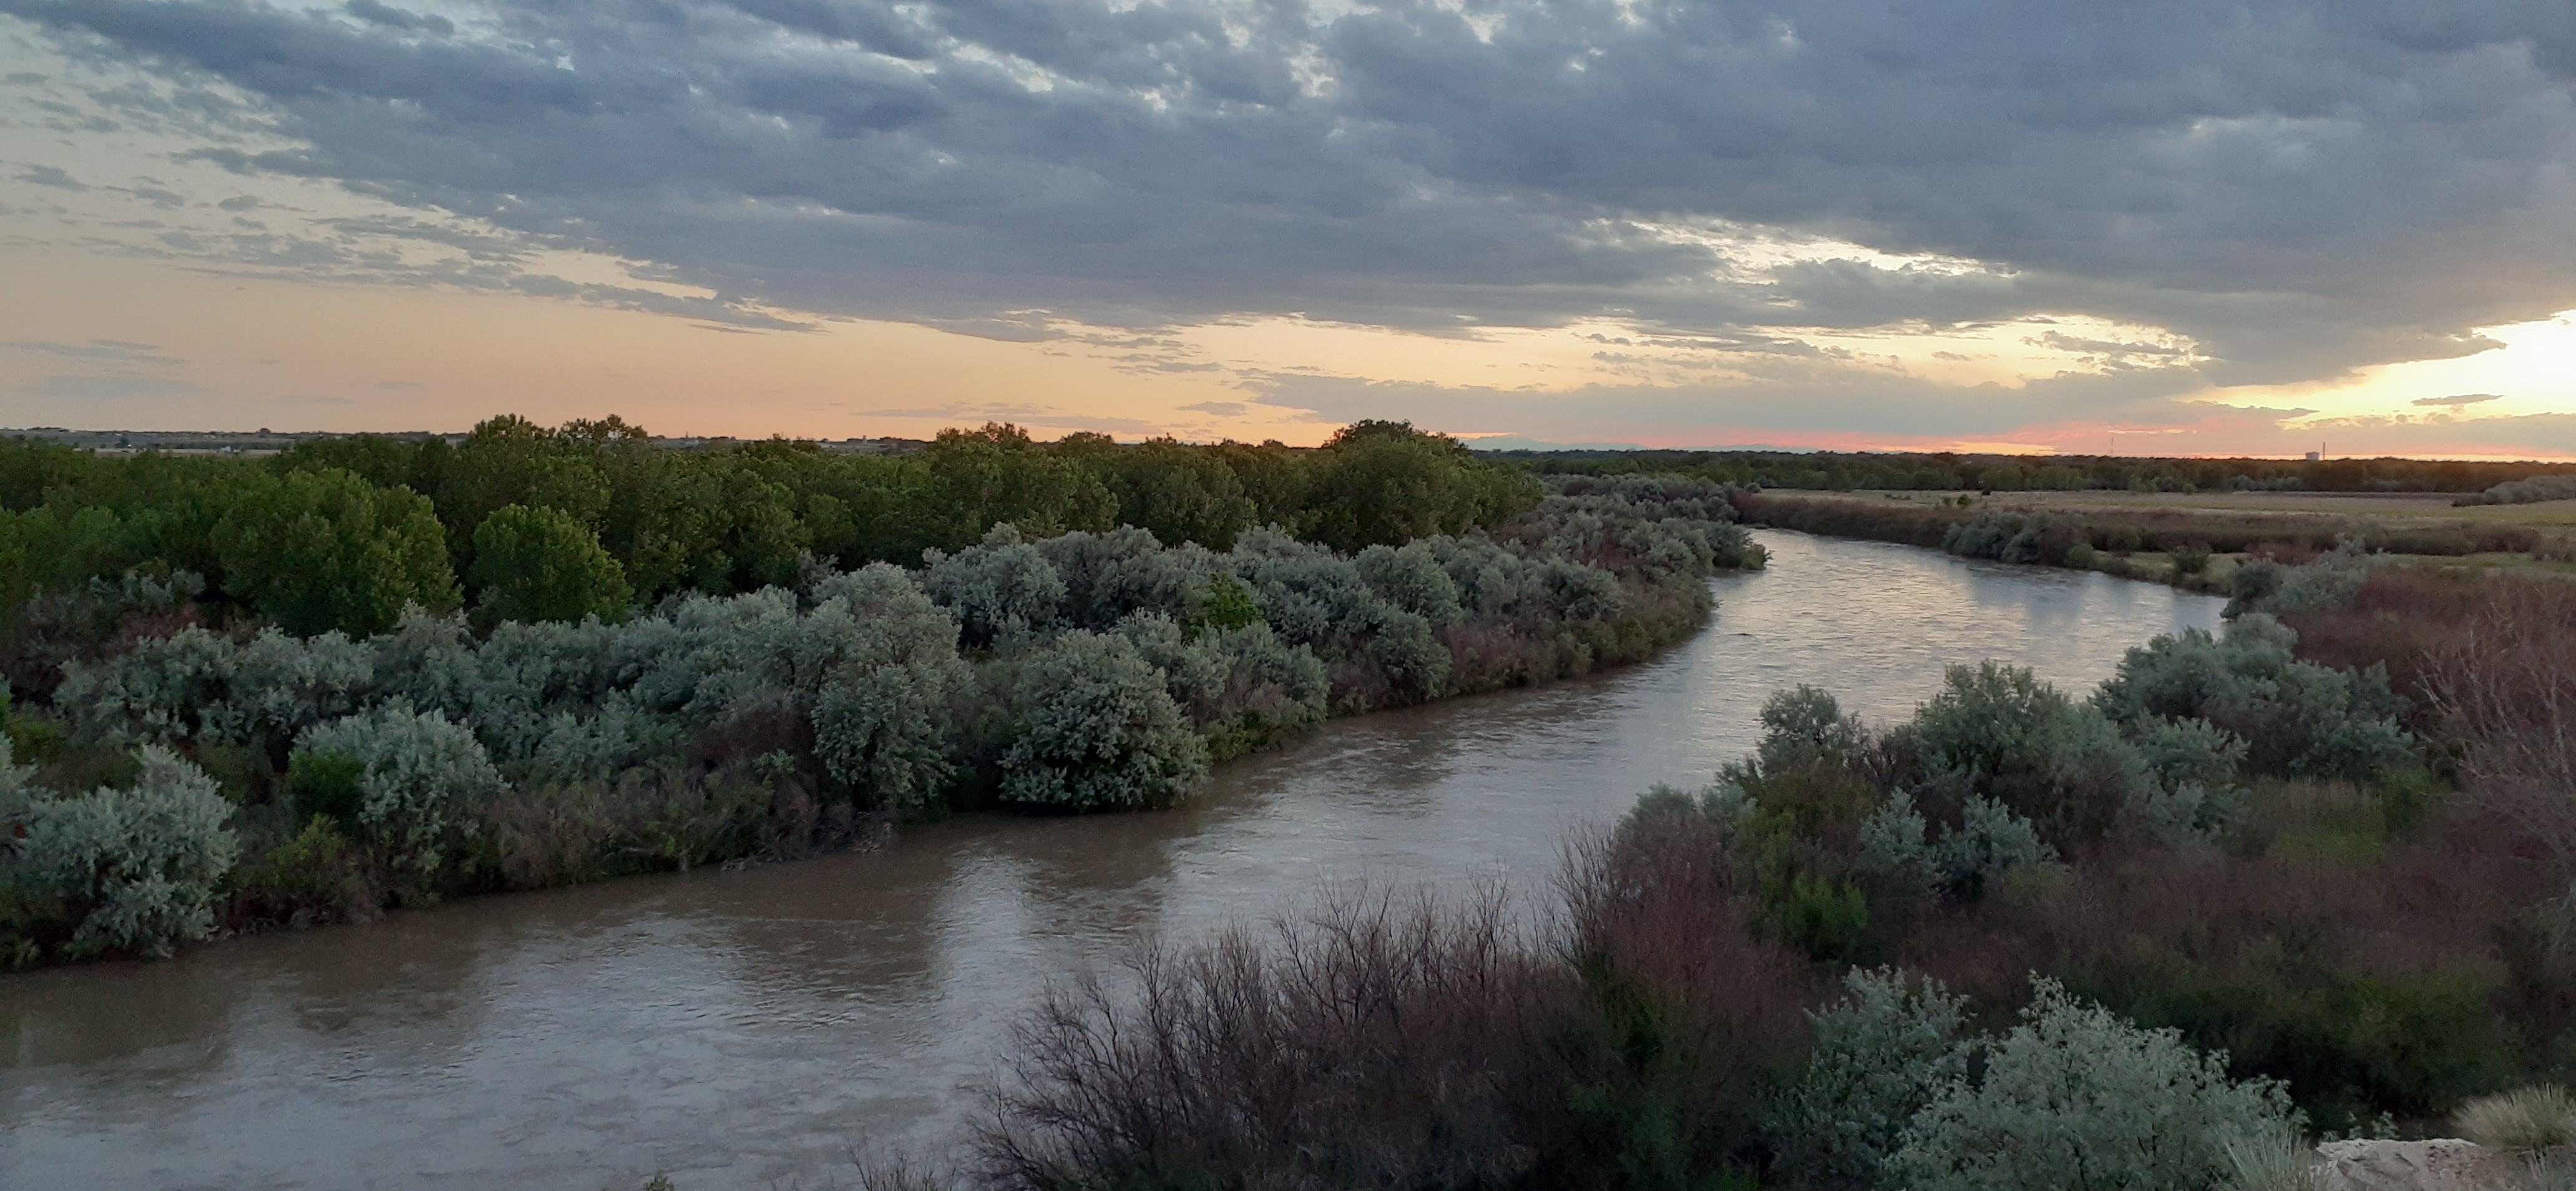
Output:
[2305,450,2323,462]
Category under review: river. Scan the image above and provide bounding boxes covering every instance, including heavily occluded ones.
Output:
[0,531,2226,1190]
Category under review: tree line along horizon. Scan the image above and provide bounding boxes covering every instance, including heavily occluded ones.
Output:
[0,416,1545,643]
[9,414,2569,625]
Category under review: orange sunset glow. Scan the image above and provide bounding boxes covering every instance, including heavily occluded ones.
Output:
[6,3,2576,457]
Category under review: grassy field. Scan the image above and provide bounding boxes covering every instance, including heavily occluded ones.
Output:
[1729,489,2576,591]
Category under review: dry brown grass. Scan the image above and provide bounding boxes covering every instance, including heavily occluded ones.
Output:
[2423,577,2576,801]
[1879,488,2576,526]
[2456,1086,2576,1152]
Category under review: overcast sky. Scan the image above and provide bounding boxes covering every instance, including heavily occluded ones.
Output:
[4,0,2575,454]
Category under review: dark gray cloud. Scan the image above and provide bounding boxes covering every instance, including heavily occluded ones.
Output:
[7,0,2576,391]
[15,163,85,189]
[343,1,451,37]
[2413,393,2503,407]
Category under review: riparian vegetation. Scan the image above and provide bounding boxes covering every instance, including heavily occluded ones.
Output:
[0,423,1760,964]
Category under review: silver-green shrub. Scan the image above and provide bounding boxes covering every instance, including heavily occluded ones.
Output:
[1768,967,1973,1187]
[1935,793,2061,896]
[1355,541,1466,629]
[60,626,379,757]
[922,522,1066,644]
[1204,622,1330,740]
[4,743,238,957]
[1858,790,1941,898]
[1856,787,2058,901]
[454,615,623,762]
[1941,511,2029,561]
[1224,526,1383,647]
[814,666,961,808]
[296,705,507,879]
[2125,718,2252,846]
[55,624,241,743]
[2229,539,2376,619]
[210,628,376,752]
[1533,475,1762,574]
[1910,662,2160,845]
[2093,616,2413,780]
[520,698,681,788]
[1359,605,1452,694]
[2132,715,2250,791]
[1116,611,1232,715]
[1037,526,1203,630]
[1755,685,1868,767]
[996,630,1208,809]
[1528,556,1623,620]
[620,587,822,718]
[1890,978,2299,1191]
[1115,614,1331,755]
[1422,535,1525,619]
[807,564,973,806]
[368,607,483,718]
[2461,474,2576,506]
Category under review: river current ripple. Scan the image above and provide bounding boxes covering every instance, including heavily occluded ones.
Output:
[0,531,2224,1190]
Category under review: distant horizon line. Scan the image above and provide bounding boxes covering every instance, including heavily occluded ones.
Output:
[4,423,2571,466]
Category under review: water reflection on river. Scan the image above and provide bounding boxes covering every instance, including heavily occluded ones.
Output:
[0,532,2224,1190]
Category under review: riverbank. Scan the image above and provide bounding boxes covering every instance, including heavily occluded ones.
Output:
[1727,488,2576,596]
[938,553,2576,1191]
[0,531,2228,1189]
[0,476,1764,969]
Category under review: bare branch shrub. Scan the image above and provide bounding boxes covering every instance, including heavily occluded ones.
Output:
[2424,576,2576,867]
[977,885,1561,1190]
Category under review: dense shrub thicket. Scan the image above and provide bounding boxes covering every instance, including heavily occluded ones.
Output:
[0,472,1759,963]
[0,418,1541,680]
[0,738,236,963]
[950,549,2576,1189]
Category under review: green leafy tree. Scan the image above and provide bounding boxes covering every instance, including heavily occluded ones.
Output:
[273,432,444,497]
[1085,436,1261,549]
[1189,574,1264,635]
[212,468,459,635]
[1302,421,1539,552]
[468,503,633,625]
[0,436,97,512]
[924,424,1117,546]
[435,415,611,560]
[1209,439,1310,531]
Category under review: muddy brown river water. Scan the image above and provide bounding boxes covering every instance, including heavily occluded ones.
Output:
[0,531,2226,1189]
